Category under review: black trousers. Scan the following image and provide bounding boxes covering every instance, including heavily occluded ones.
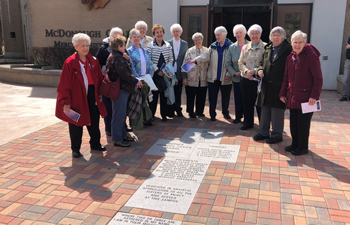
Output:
[185,85,207,115]
[69,85,101,152]
[233,80,244,120]
[173,75,183,114]
[149,90,171,119]
[290,109,313,150]
[102,95,112,133]
[208,80,232,119]
[240,78,261,127]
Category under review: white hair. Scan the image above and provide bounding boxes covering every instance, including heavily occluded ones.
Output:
[170,23,183,33]
[214,26,227,36]
[192,32,204,41]
[129,28,141,38]
[135,21,148,30]
[72,33,91,46]
[291,30,307,42]
[110,27,123,37]
[269,26,286,41]
[233,24,246,37]
[247,24,262,36]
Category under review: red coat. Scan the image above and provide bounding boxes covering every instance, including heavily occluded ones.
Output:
[279,44,323,109]
[55,52,107,126]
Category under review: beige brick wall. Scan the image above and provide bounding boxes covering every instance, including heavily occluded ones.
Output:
[21,0,152,48]
[340,0,350,74]
[1,0,25,55]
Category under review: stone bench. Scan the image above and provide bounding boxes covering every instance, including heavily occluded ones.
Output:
[0,65,61,87]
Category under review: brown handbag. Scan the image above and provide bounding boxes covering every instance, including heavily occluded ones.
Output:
[98,57,120,99]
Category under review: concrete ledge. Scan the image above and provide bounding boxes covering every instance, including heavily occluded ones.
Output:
[337,74,344,94]
[0,65,61,87]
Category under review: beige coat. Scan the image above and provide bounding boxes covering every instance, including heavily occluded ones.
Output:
[182,46,209,87]
[194,42,232,85]
[238,40,266,79]
[126,35,153,49]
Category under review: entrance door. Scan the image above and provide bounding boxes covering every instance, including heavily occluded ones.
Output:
[180,6,208,47]
[277,4,312,42]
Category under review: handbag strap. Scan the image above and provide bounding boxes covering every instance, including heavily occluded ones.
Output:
[105,55,113,81]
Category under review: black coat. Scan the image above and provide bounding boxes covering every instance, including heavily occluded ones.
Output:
[255,40,292,109]
[95,43,110,67]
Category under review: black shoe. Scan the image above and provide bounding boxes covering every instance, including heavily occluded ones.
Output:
[91,145,106,151]
[339,96,348,101]
[189,113,196,118]
[232,118,241,124]
[211,117,216,121]
[196,113,205,117]
[126,126,133,132]
[240,125,253,130]
[144,122,153,126]
[161,117,167,121]
[105,131,111,136]
[72,151,83,158]
[266,137,283,144]
[167,112,175,118]
[253,133,269,141]
[123,136,134,142]
[223,114,232,120]
[285,145,297,152]
[291,148,309,156]
[114,141,131,147]
[177,112,184,117]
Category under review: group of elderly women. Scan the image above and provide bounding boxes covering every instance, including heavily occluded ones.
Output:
[56,19,322,158]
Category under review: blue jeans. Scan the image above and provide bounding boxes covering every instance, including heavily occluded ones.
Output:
[111,89,130,142]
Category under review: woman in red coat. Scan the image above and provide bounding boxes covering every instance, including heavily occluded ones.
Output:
[56,33,107,158]
[279,30,323,156]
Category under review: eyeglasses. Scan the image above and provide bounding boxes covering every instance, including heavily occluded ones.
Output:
[78,45,90,48]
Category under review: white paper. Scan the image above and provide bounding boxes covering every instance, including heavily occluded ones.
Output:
[181,61,195,72]
[301,100,321,114]
[140,74,158,91]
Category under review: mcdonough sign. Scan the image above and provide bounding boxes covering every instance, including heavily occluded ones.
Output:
[45,29,111,48]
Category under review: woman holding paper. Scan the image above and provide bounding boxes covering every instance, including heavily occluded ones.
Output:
[56,33,107,158]
[238,24,266,130]
[279,30,323,156]
[182,32,209,118]
[127,28,154,126]
[147,24,174,121]
[253,26,292,144]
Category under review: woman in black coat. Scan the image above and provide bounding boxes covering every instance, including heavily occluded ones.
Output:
[253,26,292,144]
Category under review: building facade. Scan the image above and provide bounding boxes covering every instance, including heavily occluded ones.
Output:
[0,0,348,90]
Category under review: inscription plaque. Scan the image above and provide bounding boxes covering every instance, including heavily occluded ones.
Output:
[108,212,181,225]
[145,139,195,158]
[190,143,240,163]
[179,128,224,144]
[125,158,211,214]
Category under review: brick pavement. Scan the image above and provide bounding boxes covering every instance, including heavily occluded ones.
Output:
[1,90,350,224]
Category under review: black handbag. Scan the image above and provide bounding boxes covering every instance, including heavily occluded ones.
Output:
[153,74,167,92]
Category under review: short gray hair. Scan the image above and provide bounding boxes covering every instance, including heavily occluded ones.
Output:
[269,26,286,41]
[214,26,227,36]
[129,28,141,38]
[135,21,148,30]
[110,27,123,37]
[247,24,262,36]
[192,32,204,41]
[291,30,307,42]
[72,33,91,46]
[233,24,246,37]
[170,23,183,33]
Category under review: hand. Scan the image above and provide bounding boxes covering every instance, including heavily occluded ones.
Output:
[280,96,287,103]
[189,59,196,64]
[247,75,254,81]
[235,72,241,76]
[123,53,130,61]
[63,105,70,114]
[99,94,102,103]
[246,70,255,77]
[158,71,164,76]
[346,44,350,50]
[183,78,188,86]
[308,98,316,106]
[225,76,230,80]
[136,80,143,88]
[258,70,264,78]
